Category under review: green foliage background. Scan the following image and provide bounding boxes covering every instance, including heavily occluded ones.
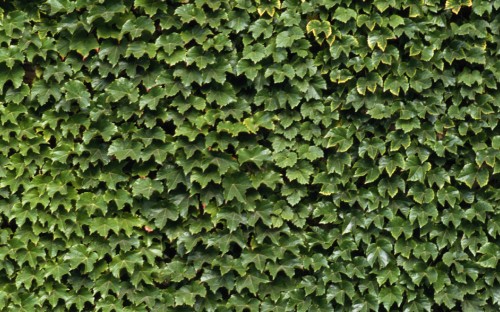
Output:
[0,0,500,310]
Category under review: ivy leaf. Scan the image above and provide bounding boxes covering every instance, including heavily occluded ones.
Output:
[132,178,164,199]
[436,186,460,207]
[63,80,91,108]
[69,32,99,57]
[174,284,207,307]
[63,245,99,273]
[237,147,272,167]
[478,243,500,268]
[15,267,42,290]
[388,15,405,28]
[325,127,354,152]
[379,286,404,310]
[366,238,392,268]
[0,64,24,90]
[456,164,489,188]
[273,151,297,168]
[404,155,431,183]
[379,154,404,177]
[205,83,236,106]
[201,152,239,175]
[109,252,144,278]
[275,27,304,47]
[43,261,71,283]
[174,4,207,24]
[306,20,332,38]
[384,74,409,95]
[242,43,267,63]
[156,33,184,55]
[333,7,357,23]
[99,40,127,65]
[286,161,314,184]
[139,86,166,110]
[235,270,269,295]
[106,78,139,103]
[157,164,188,191]
[408,184,435,204]
[492,136,500,149]
[427,168,450,188]
[185,46,215,69]
[108,139,144,161]
[134,0,167,15]
[120,16,155,40]
[301,146,324,161]
[378,176,405,198]
[222,173,252,203]
[16,245,46,268]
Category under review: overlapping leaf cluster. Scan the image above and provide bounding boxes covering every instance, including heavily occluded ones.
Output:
[0,0,499,310]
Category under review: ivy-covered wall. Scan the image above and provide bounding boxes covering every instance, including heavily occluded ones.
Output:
[1,0,499,310]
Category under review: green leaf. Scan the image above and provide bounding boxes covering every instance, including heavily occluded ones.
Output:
[408,184,435,204]
[436,186,460,207]
[222,173,252,203]
[306,20,332,38]
[359,138,386,159]
[125,41,157,58]
[242,43,267,63]
[156,33,184,55]
[186,46,215,69]
[139,86,166,110]
[109,252,144,278]
[276,26,304,47]
[201,152,239,175]
[492,136,500,149]
[46,0,76,14]
[106,78,139,103]
[286,161,313,184]
[237,147,272,167]
[132,178,164,199]
[15,267,42,290]
[69,32,99,57]
[174,284,207,307]
[30,80,62,105]
[120,16,155,40]
[63,245,99,273]
[387,216,412,239]
[404,155,431,183]
[325,127,354,152]
[99,40,127,65]
[379,154,404,177]
[366,238,392,268]
[63,80,91,108]
[43,261,71,283]
[236,59,262,80]
[388,15,405,28]
[108,139,144,161]
[302,146,324,161]
[378,176,405,198]
[458,68,483,87]
[174,3,207,24]
[16,245,46,268]
[456,164,489,188]
[0,64,24,90]
[205,83,236,106]
[427,168,450,188]
[379,286,403,310]
[134,0,167,15]
[235,270,269,295]
[333,7,357,23]
[384,75,409,95]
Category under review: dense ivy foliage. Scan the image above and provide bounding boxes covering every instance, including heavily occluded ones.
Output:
[0,0,499,310]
